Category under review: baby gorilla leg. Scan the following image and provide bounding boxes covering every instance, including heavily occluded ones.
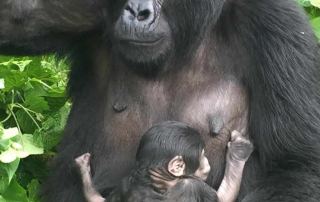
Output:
[217,131,254,202]
[75,153,106,202]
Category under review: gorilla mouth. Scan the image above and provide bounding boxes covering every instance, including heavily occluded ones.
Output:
[120,37,164,47]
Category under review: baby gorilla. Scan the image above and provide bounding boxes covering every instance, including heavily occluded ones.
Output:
[75,121,253,202]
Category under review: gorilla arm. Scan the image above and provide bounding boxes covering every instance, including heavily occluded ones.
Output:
[218,0,320,201]
[0,0,101,55]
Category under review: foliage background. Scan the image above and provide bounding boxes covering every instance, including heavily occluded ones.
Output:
[0,2,319,201]
[0,57,70,202]
[299,0,320,40]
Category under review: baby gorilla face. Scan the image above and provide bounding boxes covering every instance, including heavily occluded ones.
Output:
[194,150,211,181]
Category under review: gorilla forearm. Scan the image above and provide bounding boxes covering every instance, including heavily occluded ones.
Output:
[0,0,101,54]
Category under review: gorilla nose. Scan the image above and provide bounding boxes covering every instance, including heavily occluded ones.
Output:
[123,0,154,25]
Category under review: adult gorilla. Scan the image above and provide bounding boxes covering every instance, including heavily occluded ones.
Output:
[1,0,320,201]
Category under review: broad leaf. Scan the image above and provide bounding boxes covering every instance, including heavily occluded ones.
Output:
[1,160,19,183]
[311,0,320,8]
[0,149,17,164]
[311,17,320,40]
[1,179,28,202]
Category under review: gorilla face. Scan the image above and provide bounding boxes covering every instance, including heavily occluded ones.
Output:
[110,0,171,66]
[109,0,223,69]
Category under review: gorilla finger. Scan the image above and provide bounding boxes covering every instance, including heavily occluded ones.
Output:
[231,130,242,141]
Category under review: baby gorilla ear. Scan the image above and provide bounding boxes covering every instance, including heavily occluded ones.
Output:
[168,156,185,177]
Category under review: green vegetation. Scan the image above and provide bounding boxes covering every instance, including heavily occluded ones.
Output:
[299,0,320,40]
[0,2,319,201]
[0,57,70,201]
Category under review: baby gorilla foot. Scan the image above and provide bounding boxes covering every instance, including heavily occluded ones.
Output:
[227,131,254,162]
[75,153,92,175]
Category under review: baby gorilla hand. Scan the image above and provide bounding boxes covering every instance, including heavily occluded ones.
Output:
[227,131,254,162]
[75,153,92,175]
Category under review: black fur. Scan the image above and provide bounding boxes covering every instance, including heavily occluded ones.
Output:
[1,0,320,202]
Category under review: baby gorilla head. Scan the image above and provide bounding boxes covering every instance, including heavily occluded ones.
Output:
[136,121,211,187]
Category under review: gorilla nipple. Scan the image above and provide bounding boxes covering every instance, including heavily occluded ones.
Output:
[209,115,224,136]
[113,100,128,113]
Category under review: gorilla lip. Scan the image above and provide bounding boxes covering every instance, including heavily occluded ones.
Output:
[120,37,164,46]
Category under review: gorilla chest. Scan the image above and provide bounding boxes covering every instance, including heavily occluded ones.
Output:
[105,75,248,149]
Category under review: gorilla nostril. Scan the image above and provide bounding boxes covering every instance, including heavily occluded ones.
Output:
[137,9,151,21]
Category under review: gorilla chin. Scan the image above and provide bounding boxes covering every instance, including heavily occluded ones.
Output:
[115,34,172,66]
[114,35,172,77]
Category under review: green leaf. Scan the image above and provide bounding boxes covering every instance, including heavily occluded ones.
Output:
[0,79,4,90]
[1,160,19,184]
[298,0,312,7]
[311,0,320,8]
[16,110,37,134]
[311,17,320,40]
[1,178,28,202]
[24,96,49,113]
[0,169,10,194]
[2,128,19,140]
[19,135,44,157]
[0,134,44,163]
[0,140,10,151]
[27,180,40,202]
[34,104,70,151]
[23,82,48,98]
[0,195,6,202]
[25,60,53,80]
[0,62,27,92]
[0,149,17,164]
[11,60,32,72]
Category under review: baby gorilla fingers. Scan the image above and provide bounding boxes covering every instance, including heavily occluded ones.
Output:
[228,131,254,162]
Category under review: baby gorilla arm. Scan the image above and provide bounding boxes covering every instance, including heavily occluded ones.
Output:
[75,153,106,202]
[217,131,253,202]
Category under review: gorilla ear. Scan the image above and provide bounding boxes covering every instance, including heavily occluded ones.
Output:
[168,156,185,177]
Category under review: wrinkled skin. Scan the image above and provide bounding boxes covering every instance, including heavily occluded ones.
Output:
[1,0,320,202]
